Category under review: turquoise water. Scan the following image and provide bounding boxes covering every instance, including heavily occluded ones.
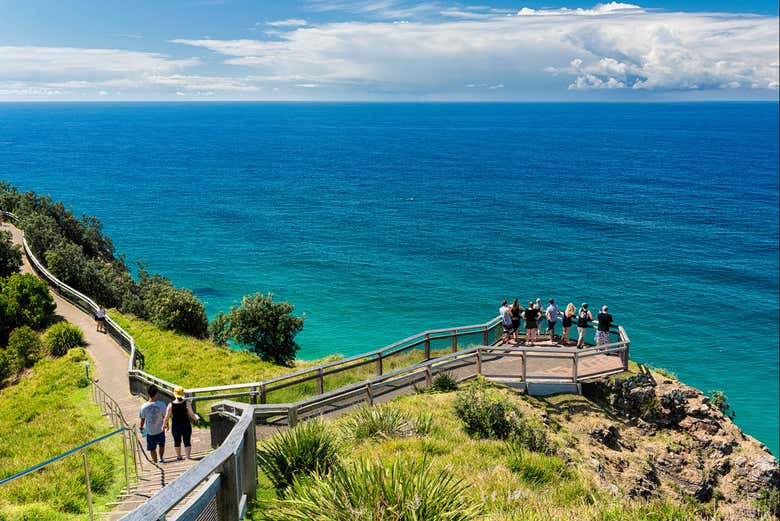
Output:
[1,102,777,454]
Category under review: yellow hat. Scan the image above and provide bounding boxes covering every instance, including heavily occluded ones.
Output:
[173,386,185,398]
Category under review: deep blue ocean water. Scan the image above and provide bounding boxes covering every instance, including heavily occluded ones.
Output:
[1,102,777,454]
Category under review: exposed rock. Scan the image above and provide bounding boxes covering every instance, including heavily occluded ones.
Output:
[590,423,620,449]
[570,365,778,519]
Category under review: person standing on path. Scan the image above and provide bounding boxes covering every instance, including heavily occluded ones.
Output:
[545,299,559,342]
[576,303,593,349]
[164,386,200,461]
[139,385,167,464]
[95,306,106,333]
[596,305,614,348]
[499,300,513,343]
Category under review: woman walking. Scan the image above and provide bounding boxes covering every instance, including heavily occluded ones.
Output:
[523,301,540,346]
[561,303,575,346]
[510,299,523,342]
[164,386,200,460]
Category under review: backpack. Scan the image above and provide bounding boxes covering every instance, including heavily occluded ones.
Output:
[577,308,589,326]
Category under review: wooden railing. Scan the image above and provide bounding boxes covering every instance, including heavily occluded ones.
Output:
[3,208,631,520]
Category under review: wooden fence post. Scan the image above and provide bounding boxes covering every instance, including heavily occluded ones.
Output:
[376,354,383,376]
[572,354,578,383]
[451,331,457,353]
[317,368,324,394]
[217,454,239,521]
[476,350,482,375]
[482,326,489,345]
[424,334,430,359]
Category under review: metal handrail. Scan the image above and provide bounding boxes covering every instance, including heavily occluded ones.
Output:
[0,427,126,486]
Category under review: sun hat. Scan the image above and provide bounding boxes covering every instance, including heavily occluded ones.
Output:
[173,386,185,399]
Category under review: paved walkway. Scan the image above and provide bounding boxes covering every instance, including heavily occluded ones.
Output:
[2,221,210,519]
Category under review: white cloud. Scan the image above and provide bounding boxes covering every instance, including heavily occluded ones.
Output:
[0,46,197,77]
[173,4,779,95]
[266,19,308,27]
[518,2,644,16]
[1,4,777,99]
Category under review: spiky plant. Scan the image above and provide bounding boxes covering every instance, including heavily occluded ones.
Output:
[257,418,341,494]
[258,458,479,521]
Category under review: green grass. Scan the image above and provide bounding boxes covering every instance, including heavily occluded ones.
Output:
[111,310,452,404]
[0,348,125,521]
[251,389,708,521]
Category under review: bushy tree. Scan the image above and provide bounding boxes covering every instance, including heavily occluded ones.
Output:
[0,273,56,344]
[20,213,63,259]
[43,322,84,357]
[209,311,230,346]
[223,292,304,365]
[0,230,22,277]
[7,326,43,367]
[45,239,87,287]
[145,285,209,338]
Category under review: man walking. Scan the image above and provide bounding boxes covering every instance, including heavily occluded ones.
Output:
[139,384,167,464]
[545,299,559,342]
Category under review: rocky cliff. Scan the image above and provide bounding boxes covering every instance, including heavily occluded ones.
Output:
[568,366,779,520]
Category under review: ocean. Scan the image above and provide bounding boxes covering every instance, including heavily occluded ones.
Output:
[1,102,777,455]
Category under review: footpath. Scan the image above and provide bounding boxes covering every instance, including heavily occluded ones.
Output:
[2,221,210,519]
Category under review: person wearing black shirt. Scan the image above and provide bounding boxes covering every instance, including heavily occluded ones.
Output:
[596,305,613,347]
[523,302,540,346]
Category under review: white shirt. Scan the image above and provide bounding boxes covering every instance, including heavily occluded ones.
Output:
[546,305,559,322]
[499,305,512,325]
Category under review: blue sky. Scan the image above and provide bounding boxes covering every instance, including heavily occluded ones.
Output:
[0,0,778,100]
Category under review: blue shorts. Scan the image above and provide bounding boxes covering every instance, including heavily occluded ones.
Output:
[146,432,165,451]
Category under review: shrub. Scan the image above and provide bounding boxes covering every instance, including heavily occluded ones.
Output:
[6,326,43,367]
[430,371,458,393]
[453,382,521,440]
[0,230,22,277]
[511,417,554,455]
[0,273,56,343]
[756,486,780,518]
[506,444,570,486]
[145,285,208,338]
[43,322,84,357]
[341,405,411,440]
[226,292,304,364]
[257,419,341,494]
[0,347,22,384]
[209,311,230,346]
[258,458,479,521]
[708,390,735,419]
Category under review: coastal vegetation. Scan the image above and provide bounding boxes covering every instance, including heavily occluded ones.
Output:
[210,292,304,365]
[1,182,305,361]
[251,381,715,521]
[0,348,124,521]
[0,230,22,277]
[0,272,57,386]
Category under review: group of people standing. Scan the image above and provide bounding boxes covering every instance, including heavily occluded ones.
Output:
[499,299,614,348]
[138,384,200,464]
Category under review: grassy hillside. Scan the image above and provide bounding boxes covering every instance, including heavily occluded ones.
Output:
[0,348,124,521]
[252,381,708,521]
[110,310,449,401]
[110,310,339,388]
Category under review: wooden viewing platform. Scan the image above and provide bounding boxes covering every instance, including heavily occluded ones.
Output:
[2,210,631,521]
